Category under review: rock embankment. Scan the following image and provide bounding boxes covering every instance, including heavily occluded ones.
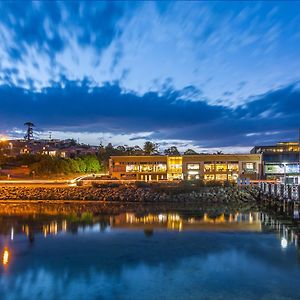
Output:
[0,185,258,205]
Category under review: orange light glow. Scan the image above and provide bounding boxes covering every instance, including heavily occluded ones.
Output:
[2,248,10,266]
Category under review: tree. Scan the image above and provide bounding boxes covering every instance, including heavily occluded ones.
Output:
[184,149,199,155]
[125,145,143,155]
[132,145,144,155]
[164,146,180,156]
[66,158,80,173]
[116,146,126,153]
[81,155,101,173]
[24,122,35,141]
[143,141,158,155]
[29,156,83,175]
[75,157,86,173]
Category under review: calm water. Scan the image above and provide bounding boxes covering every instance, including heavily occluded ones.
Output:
[0,210,300,300]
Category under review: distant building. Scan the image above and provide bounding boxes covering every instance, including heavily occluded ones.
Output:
[109,154,261,182]
[250,142,300,184]
[0,139,98,158]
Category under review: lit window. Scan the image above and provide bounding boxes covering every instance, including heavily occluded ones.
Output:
[215,163,227,172]
[204,163,214,172]
[245,163,254,170]
[187,164,200,170]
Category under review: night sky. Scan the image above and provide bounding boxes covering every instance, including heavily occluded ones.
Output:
[0,1,300,152]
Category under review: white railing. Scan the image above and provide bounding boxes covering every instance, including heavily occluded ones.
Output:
[259,182,300,201]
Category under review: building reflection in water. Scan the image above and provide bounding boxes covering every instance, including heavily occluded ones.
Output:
[2,247,10,268]
[0,211,299,254]
[119,212,261,232]
[260,213,299,250]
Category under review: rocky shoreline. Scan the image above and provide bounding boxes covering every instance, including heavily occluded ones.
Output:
[0,184,259,205]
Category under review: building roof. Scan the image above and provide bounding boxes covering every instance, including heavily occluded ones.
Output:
[110,154,261,161]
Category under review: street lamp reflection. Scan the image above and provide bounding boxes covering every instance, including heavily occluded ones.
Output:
[281,237,288,249]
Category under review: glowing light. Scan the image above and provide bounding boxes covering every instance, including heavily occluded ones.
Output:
[50,222,58,235]
[158,214,164,222]
[281,237,288,249]
[62,220,67,232]
[43,225,48,238]
[178,221,183,231]
[2,248,10,266]
[249,213,253,224]
[0,136,7,142]
[10,227,14,240]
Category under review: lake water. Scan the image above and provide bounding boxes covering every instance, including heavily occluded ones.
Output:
[0,210,300,300]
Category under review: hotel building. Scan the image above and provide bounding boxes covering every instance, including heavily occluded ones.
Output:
[109,154,261,182]
[250,142,300,184]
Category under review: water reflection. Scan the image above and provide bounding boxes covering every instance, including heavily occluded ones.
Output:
[121,212,262,232]
[0,211,299,251]
[0,210,300,300]
[2,248,9,266]
[0,212,263,238]
[260,213,299,250]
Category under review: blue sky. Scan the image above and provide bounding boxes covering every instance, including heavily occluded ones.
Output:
[0,1,300,152]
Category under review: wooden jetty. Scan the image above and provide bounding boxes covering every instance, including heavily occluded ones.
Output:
[258,182,300,220]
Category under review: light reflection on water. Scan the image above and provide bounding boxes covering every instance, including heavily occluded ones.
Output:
[0,211,300,300]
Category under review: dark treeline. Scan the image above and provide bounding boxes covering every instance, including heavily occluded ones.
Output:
[98,141,201,166]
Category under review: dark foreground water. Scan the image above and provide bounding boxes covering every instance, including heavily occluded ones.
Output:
[0,210,300,300]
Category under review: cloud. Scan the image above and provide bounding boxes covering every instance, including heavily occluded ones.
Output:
[156,82,300,147]
[0,2,126,58]
[0,2,129,89]
[0,79,224,132]
[1,2,300,150]
[0,80,299,149]
[1,2,300,103]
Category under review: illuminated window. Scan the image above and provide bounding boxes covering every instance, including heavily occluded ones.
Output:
[215,163,227,172]
[187,170,199,175]
[216,174,227,181]
[204,174,214,181]
[265,164,284,174]
[154,163,167,172]
[126,164,140,172]
[204,163,214,172]
[228,162,239,172]
[126,165,134,172]
[168,157,182,173]
[187,164,200,170]
[48,151,56,156]
[244,163,254,170]
[286,164,300,173]
[141,164,154,172]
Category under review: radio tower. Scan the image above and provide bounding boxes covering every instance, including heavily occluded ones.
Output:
[24,122,35,141]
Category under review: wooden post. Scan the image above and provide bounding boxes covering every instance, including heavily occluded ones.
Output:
[280,184,284,198]
[287,185,292,200]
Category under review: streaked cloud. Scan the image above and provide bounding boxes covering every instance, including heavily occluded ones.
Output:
[0,1,300,150]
